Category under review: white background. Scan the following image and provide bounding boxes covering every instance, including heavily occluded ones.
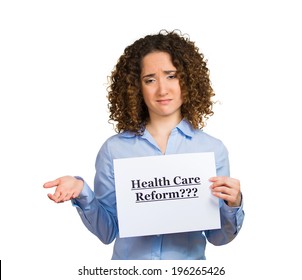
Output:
[0,0,301,279]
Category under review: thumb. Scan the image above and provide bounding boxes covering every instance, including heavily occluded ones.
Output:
[43,178,61,189]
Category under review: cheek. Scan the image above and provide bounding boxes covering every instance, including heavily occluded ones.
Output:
[178,91,184,103]
[174,82,182,98]
[142,87,154,101]
[141,91,151,106]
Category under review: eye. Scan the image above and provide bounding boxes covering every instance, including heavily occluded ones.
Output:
[167,74,176,79]
[144,78,156,84]
[166,71,178,80]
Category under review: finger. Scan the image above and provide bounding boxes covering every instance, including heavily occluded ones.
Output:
[48,188,64,202]
[47,193,60,203]
[209,176,229,181]
[49,193,66,203]
[71,192,80,199]
[209,176,230,186]
[213,191,241,206]
[211,177,239,189]
[209,176,219,182]
[62,193,73,202]
[212,186,241,206]
[211,185,233,194]
[43,178,61,189]
[212,191,232,201]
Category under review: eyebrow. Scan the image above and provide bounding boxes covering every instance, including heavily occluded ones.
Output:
[141,70,177,79]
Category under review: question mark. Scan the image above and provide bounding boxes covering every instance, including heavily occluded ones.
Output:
[186,188,192,197]
[192,188,198,197]
[180,189,185,197]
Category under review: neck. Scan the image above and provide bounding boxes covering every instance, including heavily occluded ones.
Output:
[146,114,182,136]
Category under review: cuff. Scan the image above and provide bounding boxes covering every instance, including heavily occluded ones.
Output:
[71,177,95,209]
[221,195,245,232]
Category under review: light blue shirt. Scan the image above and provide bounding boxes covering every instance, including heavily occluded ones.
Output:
[73,119,244,260]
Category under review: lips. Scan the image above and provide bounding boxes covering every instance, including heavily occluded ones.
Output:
[156,99,172,105]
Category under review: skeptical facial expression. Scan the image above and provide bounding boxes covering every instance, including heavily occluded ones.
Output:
[140,52,183,121]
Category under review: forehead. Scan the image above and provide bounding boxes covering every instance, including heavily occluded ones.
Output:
[141,51,175,72]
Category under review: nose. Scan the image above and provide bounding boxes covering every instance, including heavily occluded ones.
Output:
[157,78,168,96]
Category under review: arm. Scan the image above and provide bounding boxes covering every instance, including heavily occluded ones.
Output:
[205,187,244,245]
[71,141,119,244]
[204,142,245,245]
[43,141,119,245]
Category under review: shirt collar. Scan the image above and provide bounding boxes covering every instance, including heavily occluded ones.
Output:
[175,119,195,138]
[119,119,195,139]
[119,130,137,138]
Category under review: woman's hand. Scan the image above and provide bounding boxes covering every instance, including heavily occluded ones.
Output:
[43,176,84,203]
[209,176,242,207]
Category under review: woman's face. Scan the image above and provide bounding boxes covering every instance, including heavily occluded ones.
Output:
[140,51,183,122]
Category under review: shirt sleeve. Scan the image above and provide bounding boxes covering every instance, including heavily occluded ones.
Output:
[205,198,244,245]
[71,140,118,245]
[205,141,245,245]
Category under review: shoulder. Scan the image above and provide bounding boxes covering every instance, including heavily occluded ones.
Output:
[179,119,224,144]
[103,131,136,146]
[190,130,230,176]
[193,129,226,149]
[97,131,139,159]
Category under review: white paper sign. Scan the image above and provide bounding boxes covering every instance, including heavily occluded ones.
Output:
[113,152,220,238]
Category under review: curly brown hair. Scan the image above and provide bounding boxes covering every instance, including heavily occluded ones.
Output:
[107,30,215,134]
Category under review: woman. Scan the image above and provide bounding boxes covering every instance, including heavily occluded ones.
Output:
[44,30,244,260]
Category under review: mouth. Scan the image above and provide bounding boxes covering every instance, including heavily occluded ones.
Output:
[156,99,172,105]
